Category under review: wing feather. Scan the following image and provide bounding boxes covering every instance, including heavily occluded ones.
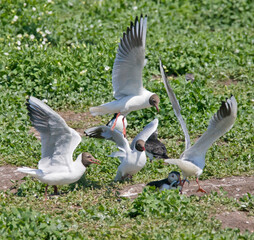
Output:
[182,95,237,168]
[27,96,81,173]
[160,60,191,150]
[112,15,147,99]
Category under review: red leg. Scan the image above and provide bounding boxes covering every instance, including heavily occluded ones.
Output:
[196,178,206,193]
[111,112,121,131]
[122,117,126,137]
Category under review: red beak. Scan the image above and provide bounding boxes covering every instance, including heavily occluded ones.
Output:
[155,104,159,112]
[142,147,146,151]
[91,159,100,165]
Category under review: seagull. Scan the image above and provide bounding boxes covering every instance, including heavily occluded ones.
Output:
[160,60,237,193]
[147,171,181,191]
[17,96,100,198]
[145,130,169,161]
[85,119,158,181]
[89,15,160,136]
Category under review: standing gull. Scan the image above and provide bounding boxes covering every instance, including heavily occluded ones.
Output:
[160,60,237,193]
[85,119,158,181]
[17,96,100,198]
[90,15,160,136]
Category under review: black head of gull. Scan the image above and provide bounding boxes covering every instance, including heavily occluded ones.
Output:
[135,140,146,152]
[82,152,100,166]
[149,94,160,112]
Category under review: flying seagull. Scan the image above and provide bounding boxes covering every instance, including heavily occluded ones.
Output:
[17,96,100,198]
[85,119,158,181]
[160,60,237,193]
[89,15,160,136]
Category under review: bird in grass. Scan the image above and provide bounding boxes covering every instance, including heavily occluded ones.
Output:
[160,60,237,193]
[17,96,100,199]
[145,130,168,161]
[147,171,181,191]
[85,119,158,181]
[89,15,160,137]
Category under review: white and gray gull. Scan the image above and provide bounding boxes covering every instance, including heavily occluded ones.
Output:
[89,15,160,136]
[17,96,100,198]
[85,119,158,181]
[160,60,237,193]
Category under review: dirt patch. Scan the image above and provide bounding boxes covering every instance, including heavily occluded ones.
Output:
[222,78,238,86]
[0,165,26,191]
[216,211,254,233]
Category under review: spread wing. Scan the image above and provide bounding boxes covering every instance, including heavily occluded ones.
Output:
[182,96,237,168]
[27,96,81,173]
[84,126,131,154]
[112,15,147,99]
[160,60,191,150]
[130,119,159,150]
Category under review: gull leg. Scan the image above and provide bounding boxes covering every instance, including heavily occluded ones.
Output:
[111,112,121,131]
[53,185,58,195]
[196,178,206,193]
[122,117,126,137]
[44,185,48,200]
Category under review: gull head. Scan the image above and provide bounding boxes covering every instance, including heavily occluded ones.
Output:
[168,171,181,183]
[82,152,100,166]
[149,94,160,112]
[135,140,146,152]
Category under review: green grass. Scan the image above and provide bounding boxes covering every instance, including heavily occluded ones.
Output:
[0,0,254,238]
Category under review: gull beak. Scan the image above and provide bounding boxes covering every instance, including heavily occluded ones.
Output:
[91,158,101,165]
[142,146,146,151]
[155,104,159,113]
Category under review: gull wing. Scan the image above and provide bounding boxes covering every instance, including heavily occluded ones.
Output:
[112,15,147,99]
[160,60,191,150]
[84,126,131,154]
[27,96,81,173]
[130,119,159,150]
[182,96,237,169]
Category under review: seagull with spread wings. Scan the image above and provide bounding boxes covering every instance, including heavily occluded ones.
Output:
[90,15,160,136]
[17,97,100,198]
[160,60,237,193]
[85,119,158,181]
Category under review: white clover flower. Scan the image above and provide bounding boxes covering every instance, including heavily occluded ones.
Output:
[105,66,110,71]
[24,2,27,7]
[30,35,35,40]
[42,99,48,103]
[36,28,41,32]
[45,30,51,34]
[17,40,21,45]
[47,0,52,2]
[133,6,138,10]
[42,41,46,45]
[17,46,21,50]
[32,7,36,11]
[17,34,22,38]
[80,69,87,75]
[4,52,9,56]
[47,11,53,15]
[13,15,18,22]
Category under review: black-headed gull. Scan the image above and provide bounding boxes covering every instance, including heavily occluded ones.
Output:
[147,171,181,191]
[89,15,160,136]
[145,130,169,161]
[85,119,158,181]
[160,60,237,193]
[17,96,100,198]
